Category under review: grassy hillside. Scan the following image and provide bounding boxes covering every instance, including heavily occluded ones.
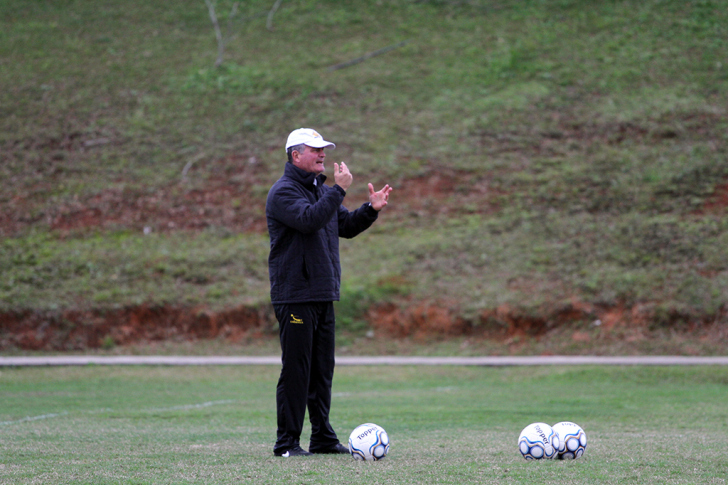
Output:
[1,0,727,349]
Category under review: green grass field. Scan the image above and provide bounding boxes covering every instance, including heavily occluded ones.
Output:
[2,365,728,484]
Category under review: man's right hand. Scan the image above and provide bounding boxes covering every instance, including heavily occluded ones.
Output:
[334,162,353,191]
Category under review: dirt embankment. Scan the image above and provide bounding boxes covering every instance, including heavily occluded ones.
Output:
[0,304,274,351]
[2,298,725,351]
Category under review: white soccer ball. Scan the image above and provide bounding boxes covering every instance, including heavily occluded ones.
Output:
[552,421,587,459]
[348,423,390,461]
[518,422,560,460]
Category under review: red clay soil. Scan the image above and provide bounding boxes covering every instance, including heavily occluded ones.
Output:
[700,182,728,214]
[2,296,724,351]
[0,163,501,238]
[0,304,275,351]
[1,155,270,237]
[365,298,720,341]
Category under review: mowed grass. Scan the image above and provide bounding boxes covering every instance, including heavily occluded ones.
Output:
[1,365,727,484]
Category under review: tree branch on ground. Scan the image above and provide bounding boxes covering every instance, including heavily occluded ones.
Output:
[204,0,240,67]
[181,152,208,182]
[267,0,284,32]
[412,0,473,5]
[327,40,411,71]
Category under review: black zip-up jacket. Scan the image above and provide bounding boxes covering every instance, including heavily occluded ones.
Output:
[266,162,379,304]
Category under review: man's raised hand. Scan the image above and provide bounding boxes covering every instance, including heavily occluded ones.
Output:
[334,162,353,191]
[368,183,392,211]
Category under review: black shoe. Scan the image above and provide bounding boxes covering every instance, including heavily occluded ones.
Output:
[274,445,313,457]
[310,442,350,454]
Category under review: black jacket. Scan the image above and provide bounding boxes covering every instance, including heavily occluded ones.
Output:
[266,162,379,304]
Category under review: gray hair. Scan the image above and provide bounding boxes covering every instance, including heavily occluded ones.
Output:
[287,144,306,163]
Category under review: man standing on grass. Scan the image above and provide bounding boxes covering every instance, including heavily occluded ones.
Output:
[266,128,392,457]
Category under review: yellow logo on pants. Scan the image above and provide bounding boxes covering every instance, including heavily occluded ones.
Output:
[290,314,304,324]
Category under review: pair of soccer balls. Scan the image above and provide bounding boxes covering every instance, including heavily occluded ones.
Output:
[348,423,390,461]
[518,421,587,460]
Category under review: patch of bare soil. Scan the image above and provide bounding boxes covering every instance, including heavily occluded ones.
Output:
[385,169,505,219]
[699,182,728,214]
[362,298,728,355]
[8,155,270,237]
[0,304,275,351]
[368,297,724,335]
[0,162,501,238]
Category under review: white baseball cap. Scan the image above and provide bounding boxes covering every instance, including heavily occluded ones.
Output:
[285,128,336,152]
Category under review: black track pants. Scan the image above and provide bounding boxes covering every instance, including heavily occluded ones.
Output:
[273,302,339,454]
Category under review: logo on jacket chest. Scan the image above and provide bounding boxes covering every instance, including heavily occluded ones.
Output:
[290,314,304,324]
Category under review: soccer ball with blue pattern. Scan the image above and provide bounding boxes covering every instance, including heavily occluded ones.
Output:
[518,422,560,460]
[348,423,390,461]
[552,421,587,459]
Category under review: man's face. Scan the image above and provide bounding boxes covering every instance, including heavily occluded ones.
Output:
[293,145,326,174]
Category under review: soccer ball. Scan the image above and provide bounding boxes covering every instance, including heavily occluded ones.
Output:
[348,423,390,461]
[518,422,560,460]
[552,421,587,459]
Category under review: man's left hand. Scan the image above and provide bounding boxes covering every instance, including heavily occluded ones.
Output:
[368,183,393,211]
